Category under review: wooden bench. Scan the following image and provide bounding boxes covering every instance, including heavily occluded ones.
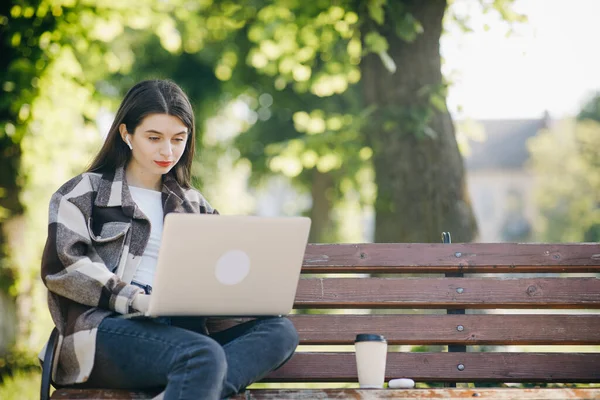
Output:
[44,240,600,399]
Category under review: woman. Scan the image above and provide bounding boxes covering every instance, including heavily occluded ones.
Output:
[41,79,299,400]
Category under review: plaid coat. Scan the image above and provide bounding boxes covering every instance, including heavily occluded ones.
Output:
[40,165,217,385]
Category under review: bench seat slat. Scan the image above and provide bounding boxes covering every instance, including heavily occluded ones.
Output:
[303,243,600,273]
[210,314,600,345]
[239,388,600,399]
[294,278,600,309]
[51,388,600,400]
[265,352,600,382]
[51,390,153,399]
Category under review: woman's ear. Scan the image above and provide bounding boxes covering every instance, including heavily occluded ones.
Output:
[119,124,132,150]
[119,123,128,141]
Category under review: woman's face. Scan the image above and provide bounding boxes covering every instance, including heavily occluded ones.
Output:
[121,113,189,177]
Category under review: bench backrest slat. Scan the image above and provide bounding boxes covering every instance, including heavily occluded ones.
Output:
[294,278,600,309]
[207,314,600,345]
[265,353,600,383]
[303,243,600,273]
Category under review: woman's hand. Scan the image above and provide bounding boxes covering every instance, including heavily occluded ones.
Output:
[132,293,151,313]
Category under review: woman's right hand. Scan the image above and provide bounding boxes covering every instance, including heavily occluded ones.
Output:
[132,293,151,313]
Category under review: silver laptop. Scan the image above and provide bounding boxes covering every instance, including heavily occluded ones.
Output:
[136,214,310,317]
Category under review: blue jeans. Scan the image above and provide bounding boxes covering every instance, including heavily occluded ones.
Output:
[83,315,299,399]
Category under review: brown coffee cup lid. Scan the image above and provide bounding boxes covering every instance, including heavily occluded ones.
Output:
[355,333,387,343]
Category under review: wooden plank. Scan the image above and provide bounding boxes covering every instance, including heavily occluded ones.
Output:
[265,352,600,382]
[303,243,600,273]
[236,388,600,399]
[51,390,157,399]
[293,278,600,309]
[51,388,600,400]
[208,314,600,345]
[292,314,600,345]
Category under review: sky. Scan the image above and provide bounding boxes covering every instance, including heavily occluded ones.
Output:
[442,0,600,120]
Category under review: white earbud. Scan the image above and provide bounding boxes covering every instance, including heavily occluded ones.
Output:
[125,136,133,150]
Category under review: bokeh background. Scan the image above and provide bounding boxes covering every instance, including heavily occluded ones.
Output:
[1,0,599,396]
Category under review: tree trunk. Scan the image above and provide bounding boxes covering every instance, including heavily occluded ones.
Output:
[309,169,334,243]
[360,0,477,243]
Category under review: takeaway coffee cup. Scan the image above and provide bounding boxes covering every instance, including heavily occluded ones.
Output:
[354,334,388,388]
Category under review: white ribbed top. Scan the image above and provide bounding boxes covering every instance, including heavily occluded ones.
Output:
[129,186,163,287]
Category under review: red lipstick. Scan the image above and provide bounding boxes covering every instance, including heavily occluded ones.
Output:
[154,161,173,167]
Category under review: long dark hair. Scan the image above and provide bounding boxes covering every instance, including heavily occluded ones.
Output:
[87,79,196,188]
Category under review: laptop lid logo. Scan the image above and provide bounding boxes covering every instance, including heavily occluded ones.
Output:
[215,249,251,285]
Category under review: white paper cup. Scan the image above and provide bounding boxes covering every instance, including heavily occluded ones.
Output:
[355,334,387,388]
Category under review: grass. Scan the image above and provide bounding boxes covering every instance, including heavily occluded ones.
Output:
[0,369,42,400]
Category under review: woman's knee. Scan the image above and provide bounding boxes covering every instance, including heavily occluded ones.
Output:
[265,317,299,354]
[265,317,299,371]
[166,337,228,399]
[282,317,300,348]
[175,336,227,377]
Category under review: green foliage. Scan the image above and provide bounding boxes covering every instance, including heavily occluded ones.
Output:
[0,369,41,400]
[446,0,526,35]
[364,31,388,53]
[390,4,424,43]
[578,92,600,123]
[454,119,487,157]
[410,345,430,352]
[133,1,380,234]
[0,1,56,350]
[528,118,600,242]
[485,0,528,24]
[367,0,386,26]
[241,2,361,97]
[0,0,205,353]
[0,349,39,379]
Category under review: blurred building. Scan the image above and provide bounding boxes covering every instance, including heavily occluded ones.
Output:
[464,114,551,242]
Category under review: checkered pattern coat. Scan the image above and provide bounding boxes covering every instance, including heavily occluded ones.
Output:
[40,165,218,385]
